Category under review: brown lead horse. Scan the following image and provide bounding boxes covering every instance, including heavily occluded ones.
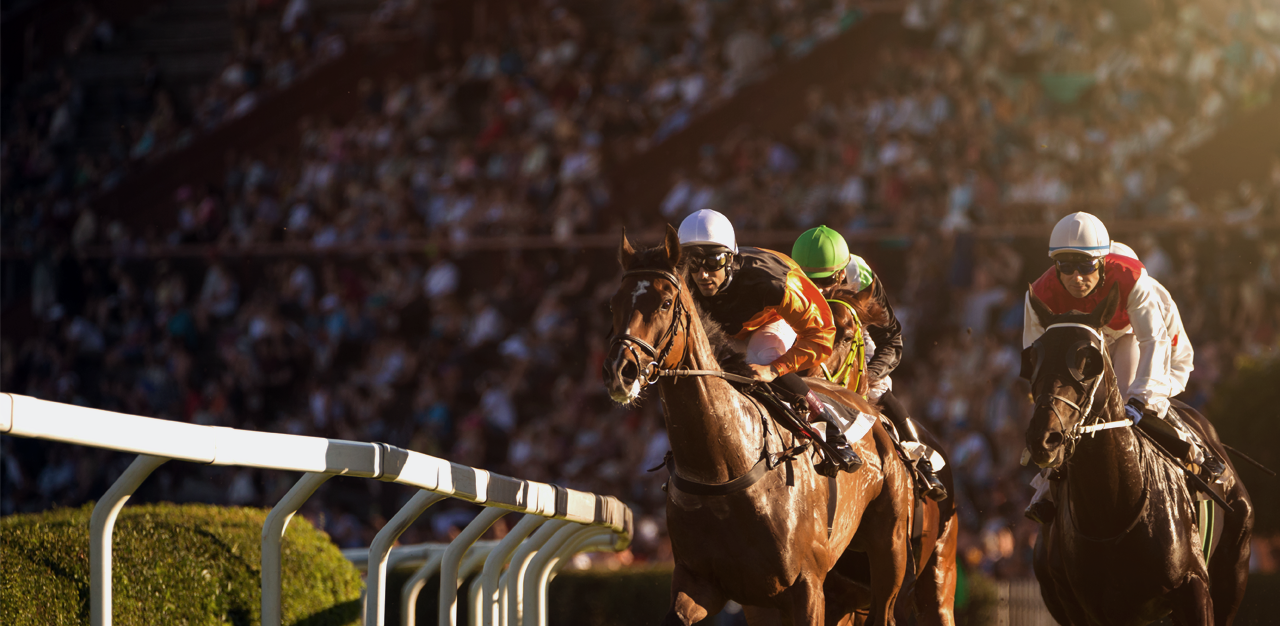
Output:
[603,226,914,625]
[805,290,959,626]
[1024,286,1253,625]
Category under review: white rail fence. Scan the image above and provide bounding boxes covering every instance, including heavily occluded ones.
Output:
[0,393,633,626]
[994,578,1056,626]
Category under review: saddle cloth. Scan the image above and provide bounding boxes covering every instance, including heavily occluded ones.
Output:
[809,392,948,471]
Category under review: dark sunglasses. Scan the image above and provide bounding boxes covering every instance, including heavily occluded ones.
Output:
[689,251,733,272]
[1055,258,1100,276]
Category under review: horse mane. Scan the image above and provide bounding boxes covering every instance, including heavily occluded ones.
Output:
[627,242,752,377]
[695,302,754,378]
[829,287,888,327]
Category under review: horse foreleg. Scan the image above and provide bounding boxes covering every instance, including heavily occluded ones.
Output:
[823,568,871,626]
[780,571,826,626]
[913,513,958,626]
[1208,482,1253,626]
[664,564,727,626]
[743,605,782,625]
[1168,575,1214,626]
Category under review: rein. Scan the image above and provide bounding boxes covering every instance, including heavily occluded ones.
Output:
[614,266,797,495]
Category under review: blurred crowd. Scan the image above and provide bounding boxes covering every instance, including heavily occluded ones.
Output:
[660,0,1280,234]
[4,0,1280,574]
[2,0,383,235]
[3,0,867,254]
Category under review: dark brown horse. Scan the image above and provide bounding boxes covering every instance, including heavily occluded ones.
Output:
[805,289,959,626]
[603,226,914,625]
[1024,286,1252,625]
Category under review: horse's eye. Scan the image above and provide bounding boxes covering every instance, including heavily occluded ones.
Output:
[661,299,673,311]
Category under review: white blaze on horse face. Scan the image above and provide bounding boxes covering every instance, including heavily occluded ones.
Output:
[630,280,651,307]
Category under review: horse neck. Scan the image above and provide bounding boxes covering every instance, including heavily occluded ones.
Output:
[657,292,760,483]
[1065,372,1147,536]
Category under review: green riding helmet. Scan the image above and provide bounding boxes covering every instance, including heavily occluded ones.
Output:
[792,226,850,278]
[792,225,874,291]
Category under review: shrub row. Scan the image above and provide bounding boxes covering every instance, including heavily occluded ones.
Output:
[1,503,362,626]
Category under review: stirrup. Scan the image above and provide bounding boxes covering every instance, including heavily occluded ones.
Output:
[824,430,864,474]
[917,458,948,502]
[1200,452,1227,484]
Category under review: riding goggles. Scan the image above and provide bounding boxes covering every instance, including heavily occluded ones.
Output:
[688,250,734,272]
[1055,258,1100,276]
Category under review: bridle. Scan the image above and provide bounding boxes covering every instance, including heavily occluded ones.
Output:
[608,268,757,386]
[1030,323,1132,460]
[608,269,691,385]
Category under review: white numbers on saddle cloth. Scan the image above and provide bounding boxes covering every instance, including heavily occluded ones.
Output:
[631,280,651,306]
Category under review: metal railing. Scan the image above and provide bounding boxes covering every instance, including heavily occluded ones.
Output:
[0,392,633,626]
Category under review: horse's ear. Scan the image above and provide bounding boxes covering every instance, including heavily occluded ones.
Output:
[1091,282,1121,330]
[618,228,637,269]
[663,223,682,268]
[1027,285,1055,327]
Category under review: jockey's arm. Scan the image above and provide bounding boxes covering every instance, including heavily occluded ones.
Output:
[769,270,836,377]
[1126,274,1192,417]
[1023,291,1046,348]
[863,274,903,381]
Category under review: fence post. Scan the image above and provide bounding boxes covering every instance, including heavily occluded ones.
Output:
[521,524,592,626]
[366,490,449,626]
[261,471,332,626]
[401,547,448,626]
[439,507,509,626]
[90,454,168,626]
[504,519,571,626]
[476,515,546,626]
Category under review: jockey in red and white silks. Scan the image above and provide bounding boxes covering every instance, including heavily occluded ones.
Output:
[1023,241,1194,420]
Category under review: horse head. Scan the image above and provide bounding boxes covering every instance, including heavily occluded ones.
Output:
[1022,283,1119,469]
[603,224,690,404]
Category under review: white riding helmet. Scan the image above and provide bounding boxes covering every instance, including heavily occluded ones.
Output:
[1109,241,1139,261]
[1048,212,1110,258]
[678,209,738,253]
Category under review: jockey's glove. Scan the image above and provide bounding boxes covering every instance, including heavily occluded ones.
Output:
[1124,398,1148,424]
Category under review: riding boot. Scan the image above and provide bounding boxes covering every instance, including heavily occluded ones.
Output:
[881,392,947,501]
[1136,414,1226,482]
[1023,471,1058,525]
[802,390,864,474]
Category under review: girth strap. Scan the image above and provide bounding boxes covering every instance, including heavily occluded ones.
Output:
[664,452,772,496]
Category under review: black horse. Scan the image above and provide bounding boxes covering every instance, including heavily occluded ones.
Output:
[1023,285,1253,626]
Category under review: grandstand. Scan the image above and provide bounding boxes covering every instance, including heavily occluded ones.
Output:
[3,0,1279,620]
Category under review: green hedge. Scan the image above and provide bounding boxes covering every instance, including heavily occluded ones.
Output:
[385,564,995,626]
[1,503,362,626]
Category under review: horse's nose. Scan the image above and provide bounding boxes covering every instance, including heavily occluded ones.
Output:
[618,360,639,386]
[1042,431,1064,450]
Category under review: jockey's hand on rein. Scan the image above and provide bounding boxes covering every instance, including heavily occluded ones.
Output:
[750,363,778,383]
[1124,398,1146,424]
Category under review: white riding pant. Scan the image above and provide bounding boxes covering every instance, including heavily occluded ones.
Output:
[733,318,797,366]
[1109,333,1138,400]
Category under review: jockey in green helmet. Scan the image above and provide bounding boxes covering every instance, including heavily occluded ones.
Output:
[792,225,947,501]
